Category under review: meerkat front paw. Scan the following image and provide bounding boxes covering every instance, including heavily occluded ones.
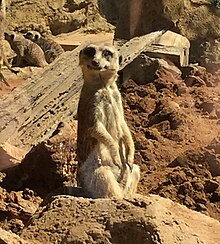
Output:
[113,153,123,169]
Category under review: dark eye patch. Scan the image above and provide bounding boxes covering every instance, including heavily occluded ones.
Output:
[83,47,96,57]
[102,49,113,58]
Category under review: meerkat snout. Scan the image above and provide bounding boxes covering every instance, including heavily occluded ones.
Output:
[91,60,100,68]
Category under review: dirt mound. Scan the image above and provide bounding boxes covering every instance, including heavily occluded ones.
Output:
[120,66,220,220]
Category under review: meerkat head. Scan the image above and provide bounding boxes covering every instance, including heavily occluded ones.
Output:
[4,31,19,44]
[24,31,41,42]
[79,43,122,76]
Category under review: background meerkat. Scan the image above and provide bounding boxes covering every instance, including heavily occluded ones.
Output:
[0,0,18,84]
[24,30,64,63]
[4,31,48,67]
[77,43,140,198]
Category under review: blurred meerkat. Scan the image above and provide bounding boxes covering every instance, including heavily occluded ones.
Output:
[0,0,18,84]
[77,43,140,198]
[24,30,64,63]
[4,31,48,67]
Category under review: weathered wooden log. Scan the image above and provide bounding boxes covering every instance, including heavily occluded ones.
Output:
[0,31,163,150]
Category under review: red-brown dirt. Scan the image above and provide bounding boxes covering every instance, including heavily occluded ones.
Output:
[121,67,220,220]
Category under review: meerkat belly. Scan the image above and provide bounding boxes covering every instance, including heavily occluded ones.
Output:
[103,91,124,140]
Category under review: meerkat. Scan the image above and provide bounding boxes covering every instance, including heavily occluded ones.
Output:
[24,31,64,63]
[77,43,140,198]
[4,31,48,67]
[0,0,18,85]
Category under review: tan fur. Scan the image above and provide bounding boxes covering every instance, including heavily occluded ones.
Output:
[77,43,140,198]
[24,31,64,63]
[4,31,48,67]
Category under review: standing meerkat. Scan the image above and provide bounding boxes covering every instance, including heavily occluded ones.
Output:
[77,43,140,198]
[24,31,64,64]
[4,31,48,67]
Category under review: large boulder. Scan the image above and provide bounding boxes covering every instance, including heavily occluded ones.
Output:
[114,0,220,63]
[5,0,113,35]
[20,194,220,244]
[114,0,220,40]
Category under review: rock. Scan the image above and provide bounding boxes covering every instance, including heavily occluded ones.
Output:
[192,181,204,192]
[20,195,220,244]
[0,227,33,244]
[0,143,26,170]
[178,182,194,195]
[204,179,219,193]
[98,0,118,25]
[206,138,220,154]
[122,53,181,85]
[200,39,220,73]
[211,188,220,202]
[0,187,42,233]
[122,54,160,84]
[185,75,206,87]
[196,203,208,212]
[204,153,220,177]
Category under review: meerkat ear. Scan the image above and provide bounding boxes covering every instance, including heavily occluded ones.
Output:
[11,33,15,41]
[119,55,123,64]
[79,50,82,65]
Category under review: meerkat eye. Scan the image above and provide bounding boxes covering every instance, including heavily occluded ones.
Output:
[83,47,96,57]
[102,49,113,58]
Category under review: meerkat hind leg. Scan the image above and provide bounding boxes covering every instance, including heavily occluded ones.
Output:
[89,166,125,199]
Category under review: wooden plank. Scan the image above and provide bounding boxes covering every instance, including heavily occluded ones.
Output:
[144,44,189,66]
